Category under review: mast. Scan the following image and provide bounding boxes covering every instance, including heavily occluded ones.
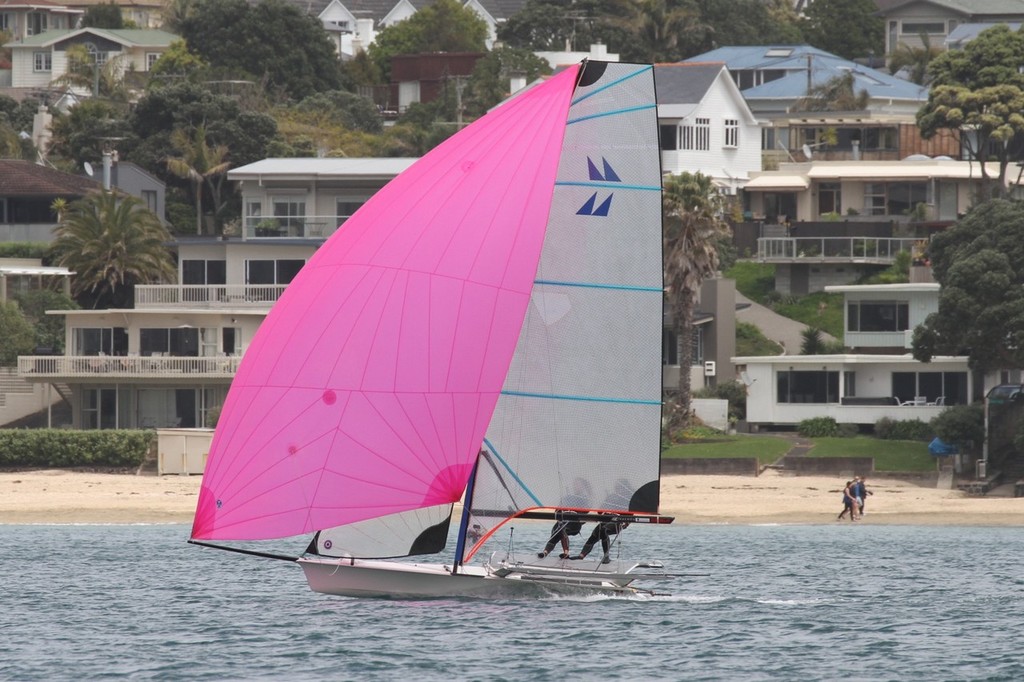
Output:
[452,452,482,573]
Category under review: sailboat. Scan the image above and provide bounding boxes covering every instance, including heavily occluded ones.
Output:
[190,60,673,598]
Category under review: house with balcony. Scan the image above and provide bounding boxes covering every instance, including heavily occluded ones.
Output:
[654,62,762,194]
[683,45,953,168]
[734,282,985,430]
[59,0,164,28]
[0,0,81,41]
[737,158,1010,294]
[14,157,419,429]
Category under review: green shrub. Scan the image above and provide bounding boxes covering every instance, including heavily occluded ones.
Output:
[694,380,747,420]
[0,429,153,468]
[798,416,839,437]
[875,417,931,441]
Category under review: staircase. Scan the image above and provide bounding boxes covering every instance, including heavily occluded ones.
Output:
[0,368,72,428]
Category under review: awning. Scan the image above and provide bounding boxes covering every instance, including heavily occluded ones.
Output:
[743,174,809,191]
[806,161,1004,181]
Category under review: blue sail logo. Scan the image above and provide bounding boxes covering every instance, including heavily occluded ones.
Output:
[577,157,620,217]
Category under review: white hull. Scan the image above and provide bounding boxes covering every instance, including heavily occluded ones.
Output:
[298,554,656,599]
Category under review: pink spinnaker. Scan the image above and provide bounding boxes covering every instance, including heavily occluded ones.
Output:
[192,66,581,540]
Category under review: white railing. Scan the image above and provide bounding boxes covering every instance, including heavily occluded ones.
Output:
[758,237,918,262]
[134,284,286,308]
[18,355,242,379]
[243,215,343,239]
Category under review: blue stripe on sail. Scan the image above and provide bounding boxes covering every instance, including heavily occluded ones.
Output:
[571,65,652,106]
[500,390,662,406]
[482,438,542,506]
[567,103,656,125]
[534,278,663,293]
[554,180,661,191]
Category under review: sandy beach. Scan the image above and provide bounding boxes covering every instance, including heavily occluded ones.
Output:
[2,469,1023,526]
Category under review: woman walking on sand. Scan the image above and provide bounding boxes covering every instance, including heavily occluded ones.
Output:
[837,479,858,521]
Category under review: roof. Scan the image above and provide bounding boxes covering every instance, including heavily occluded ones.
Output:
[654,62,723,105]
[0,160,100,197]
[14,27,178,48]
[0,0,81,12]
[744,159,1011,188]
[825,283,940,294]
[228,157,418,180]
[0,265,73,276]
[878,0,1024,18]
[743,174,809,191]
[946,22,1023,48]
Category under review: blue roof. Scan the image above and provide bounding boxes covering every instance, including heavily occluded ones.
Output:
[685,45,928,103]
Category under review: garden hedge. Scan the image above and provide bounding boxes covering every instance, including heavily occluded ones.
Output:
[0,429,154,468]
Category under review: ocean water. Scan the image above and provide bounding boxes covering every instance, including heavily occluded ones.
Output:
[3,522,1023,681]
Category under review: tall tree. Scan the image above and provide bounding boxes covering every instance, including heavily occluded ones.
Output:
[368,0,489,80]
[609,0,704,63]
[911,199,1024,372]
[0,302,35,365]
[81,2,125,28]
[662,171,731,427]
[801,0,884,62]
[917,25,1024,196]
[52,192,176,309]
[179,0,343,100]
[165,124,231,235]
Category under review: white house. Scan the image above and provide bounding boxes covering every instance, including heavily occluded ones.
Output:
[8,27,176,91]
[654,62,762,194]
[733,282,994,430]
[0,0,81,40]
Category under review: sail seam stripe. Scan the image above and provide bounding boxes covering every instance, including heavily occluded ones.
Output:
[482,438,542,506]
[567,103,656,125]
[500,390,661,405]
[571,65,651,105]
[554,180,660,191]
[534,278,662,292]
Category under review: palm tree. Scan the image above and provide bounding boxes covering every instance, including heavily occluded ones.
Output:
[888,35,942,86]
[610,0,704,63]
[794,72,870,112]
[52,191,176,309]
[165,124,230,235]
[662,172,731,429]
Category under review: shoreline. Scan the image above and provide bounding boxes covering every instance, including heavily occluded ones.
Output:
[1,469,1023,526]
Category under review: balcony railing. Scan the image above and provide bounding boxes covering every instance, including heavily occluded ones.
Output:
[243,215,343,240]
[134,284,285,308]
[758,237,917,263]
[18,355,242,380]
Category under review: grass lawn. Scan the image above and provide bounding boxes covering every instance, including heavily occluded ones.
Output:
[663,436,790,466]
[663,435,936,472]
[809,437,936,472]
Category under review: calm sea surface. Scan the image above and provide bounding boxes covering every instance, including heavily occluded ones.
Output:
[3,522,1023,681]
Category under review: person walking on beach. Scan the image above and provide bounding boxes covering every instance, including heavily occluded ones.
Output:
[837,479,857,521]
[854,477,873,516]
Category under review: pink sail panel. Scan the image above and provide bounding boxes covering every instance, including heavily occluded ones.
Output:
[193,66,581,540]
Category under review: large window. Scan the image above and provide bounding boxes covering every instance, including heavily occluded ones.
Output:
[818,182,841,215]
[660,124,679,151]
[140,328,199,356]
[847,300,909,332]
[695,118,710,150]
[246,259,305,285]
[681,123,694,150]
[33,52,51,72]
[73,328,128,356]
[27,12,46,35]
[336,199,363,228]
[862,182,927,216]
[892,371,967,405]
[777,370,839,404]
[182,259,226,285]
[901,21,945,35]
[83,388,118,429]
[724,119,738,148]
[272,199,305,234]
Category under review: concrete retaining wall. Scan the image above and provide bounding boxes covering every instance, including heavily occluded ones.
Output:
[783,456,874,476]
[661,457,760,476]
